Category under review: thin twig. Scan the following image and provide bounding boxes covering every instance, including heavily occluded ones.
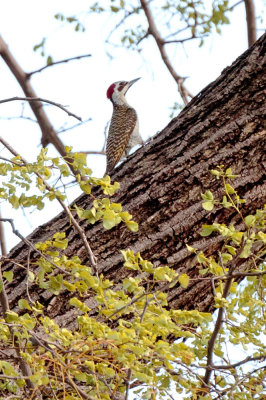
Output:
[212,355,266,370]
[57,117,92,134]
[0,96,82,121]
[0,217,72,276]
[27,54,92,77]
[125,369,132,400]
[0,208,7,256]
[78,150,106,156]
[0,115,38,124]
[139,0,193,105]
[164,35,208,44]
[202,236,246,389]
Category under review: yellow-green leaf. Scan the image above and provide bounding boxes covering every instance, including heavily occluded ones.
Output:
[202,201,214,211]
[3,271,13,282]
[245,215,256,227]
[186,244,197,253]
[103,209,117,230]
[18,299,32,310]
[126,221,138,232]
[225,183,235,194]
[178,273,189,288]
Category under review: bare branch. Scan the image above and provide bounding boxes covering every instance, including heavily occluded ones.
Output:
[0,209,7,256]
[0,115,38,124]
[0,96,82,121]
[164,35,208,44]
[139,0,193,105]
[202,237,247,389]
[0,217,72,276]
[79,150,106,156]
[27,53,92,77]
[244,0,257,46]
[213,354,266,370]
[0,35,70,152]
[125,369,132,400]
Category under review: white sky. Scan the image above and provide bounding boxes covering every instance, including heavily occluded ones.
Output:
[0,0,264,251]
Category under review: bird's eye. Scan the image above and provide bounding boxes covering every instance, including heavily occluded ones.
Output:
[118,82,127,92]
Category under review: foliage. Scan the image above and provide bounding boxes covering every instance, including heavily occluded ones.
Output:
[55,0,233,49]
[0,152,265,399]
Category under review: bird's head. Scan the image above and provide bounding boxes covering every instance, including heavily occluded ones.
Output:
[106,78,140,106]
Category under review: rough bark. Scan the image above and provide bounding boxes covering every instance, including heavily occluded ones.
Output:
[2,34,265,327]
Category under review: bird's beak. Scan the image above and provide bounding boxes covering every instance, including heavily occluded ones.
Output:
[128,77,141,88]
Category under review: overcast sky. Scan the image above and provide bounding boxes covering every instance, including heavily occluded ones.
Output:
[0,0,264,251]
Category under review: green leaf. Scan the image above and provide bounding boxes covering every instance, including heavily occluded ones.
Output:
[202,201,214,211]
[225,245,236,255]
[126,221,138,232]
[222,195,232,208]
[69,297,90,313]
[225,183,235,194]
[103,209,117,230]
[5,311,19,323]
[200,225,214,236]
[111,6,119,12]
[153,266,176,282]
[3,271,13,282]
[18,299,32,310]
[186,244,197,253]
[178,273,189,288]
[80,181,91,194]
[46,55,53,65]
[210,169,221,177]
[239,240,253,258]
[197,251,209,264]
[221,253,232,264]
[225,168,238,179]
[245,215,256,227]
[110,202,122,212]
[201,190,214,201]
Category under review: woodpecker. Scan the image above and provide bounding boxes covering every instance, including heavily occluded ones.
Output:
[105,78,143,175]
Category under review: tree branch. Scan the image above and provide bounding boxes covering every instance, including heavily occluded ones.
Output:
[79,150,106,156]
[58,118,92,134]
[0,96,82,121]
[139,0,193,105]
[202,237,247,390]
[212,354,266,370]
[244,0,257,47]
[0,209,7,256]
[0,217,72,276]
[27,53,91,77]
[0,35,73,152]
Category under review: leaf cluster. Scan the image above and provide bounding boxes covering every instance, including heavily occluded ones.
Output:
[0,158,265,399]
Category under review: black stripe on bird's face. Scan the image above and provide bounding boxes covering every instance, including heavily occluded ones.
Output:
[117,82,128,92]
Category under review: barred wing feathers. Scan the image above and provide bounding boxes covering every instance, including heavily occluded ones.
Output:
[105,106,137,174]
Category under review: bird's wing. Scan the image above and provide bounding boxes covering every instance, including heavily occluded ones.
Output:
[105,107,137,174]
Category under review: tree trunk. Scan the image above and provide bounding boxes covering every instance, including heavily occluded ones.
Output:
[2,34,265,327]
